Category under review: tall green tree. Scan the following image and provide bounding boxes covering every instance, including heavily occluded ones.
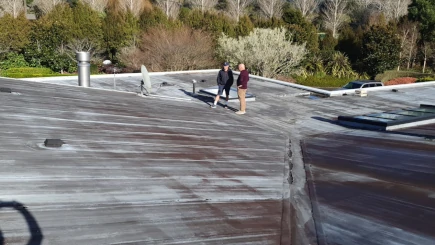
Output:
[179,8,236,37]
[319,30,337,55]
[124,11,141,47]
[360,25,401,77]
[139,7,175,31]
[71,1,103,47]
[0,13,32,52]
[25,22,76,72]
[253,16,285,29]
[409,0,435,41]
[337,25,364,66]
[24,3,77,73]
[102,0,130,59]
[235,15,254,36]
[318,30,338,69]
[38,2,75,42]
[282,7,319,52]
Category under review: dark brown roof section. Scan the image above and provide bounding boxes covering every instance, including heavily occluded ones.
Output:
[303,133,435,245]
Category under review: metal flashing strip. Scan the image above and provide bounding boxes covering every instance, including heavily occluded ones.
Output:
[15,69,435,97]
[20,69,221,82]
[386,118,435,131]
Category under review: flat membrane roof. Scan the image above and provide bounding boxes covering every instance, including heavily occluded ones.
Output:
[303,132,435,245]
[0,78,287,244]
[1,72,435,244]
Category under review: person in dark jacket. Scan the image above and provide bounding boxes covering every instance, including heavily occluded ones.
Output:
[211,62,234,109]
[236,63,249,115]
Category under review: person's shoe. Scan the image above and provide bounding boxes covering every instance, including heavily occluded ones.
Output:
[224,105,229,109]
[235,110,246,115]
[210,104,217,108]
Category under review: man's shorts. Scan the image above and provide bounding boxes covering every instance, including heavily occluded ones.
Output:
[217,85,225,96]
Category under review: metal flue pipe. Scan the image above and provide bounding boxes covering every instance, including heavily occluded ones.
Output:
[192,79,197,94]
[76,52,91,87]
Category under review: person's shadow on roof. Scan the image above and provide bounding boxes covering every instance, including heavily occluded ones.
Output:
[179,89,239,111]
[0,201,43,245]
[179,89,214,106]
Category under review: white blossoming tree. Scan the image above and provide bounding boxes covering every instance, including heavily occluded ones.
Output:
[217,28,307,78]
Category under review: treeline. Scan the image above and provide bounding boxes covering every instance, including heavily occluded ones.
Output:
[0,0,434,82]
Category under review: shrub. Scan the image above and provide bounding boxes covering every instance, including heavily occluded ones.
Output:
[325,52,358,78]
[139,8,181,31]
[180,9,237,37]
[0,67,71,78]
[118,46,144,72]
[139,26,216,71]
[218,28,307,78]
[375,70,435,83]
[90,63,99,74]
[416,77,435,82]
[0,53,29,70]
[302,55,325,76]
[3,73,73,78]
[384,77,417,85]
[294,75,354,88]
[5,67,54,74]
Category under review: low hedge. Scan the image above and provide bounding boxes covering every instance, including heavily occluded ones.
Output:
[416,76,435,83]
[4,73,74,78]
[4,67,55,74]
[1,67,73,78]
[294,75,355,88]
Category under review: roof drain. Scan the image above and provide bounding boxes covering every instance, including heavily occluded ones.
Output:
[44,139,65,148]
[76,52,90,87]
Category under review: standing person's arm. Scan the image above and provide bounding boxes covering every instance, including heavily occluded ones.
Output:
[217,71,222,85]
[229,70,234,84]
[238,71,249,89]
[237,71,242,88]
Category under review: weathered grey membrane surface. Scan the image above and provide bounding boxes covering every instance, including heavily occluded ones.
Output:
[0,78,287,244]
[3,73,435,244]
[302,131,435,245]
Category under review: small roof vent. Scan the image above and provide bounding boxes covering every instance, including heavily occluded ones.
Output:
[0,87,12,93]
[44,139,65,148]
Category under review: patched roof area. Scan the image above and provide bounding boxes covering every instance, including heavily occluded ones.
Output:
[2,72,435,245]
